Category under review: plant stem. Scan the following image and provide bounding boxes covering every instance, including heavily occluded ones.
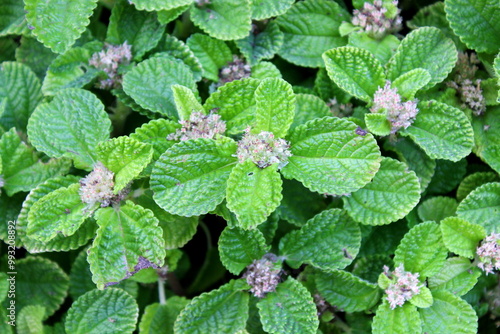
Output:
[158,276,166,305]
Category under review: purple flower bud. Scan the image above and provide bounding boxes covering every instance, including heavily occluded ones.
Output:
[243,254,282,298]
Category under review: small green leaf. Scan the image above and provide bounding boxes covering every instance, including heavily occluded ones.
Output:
[323,46,386,102]
[130,118,181,162]
[391,68,431,100]
[131,0,192,11]
[218,226,270,274]
[25,0,98,54]
[417,196,458,223]
[65,289,139,334]
[456,182,500,233]
[257,277,319,334]
[251,0,294,20]
[457,172,500,202]
[365,113,392,136]
[157,5,190,24]
[139,298,189,334]
[315,270,382,312]
[280,209,361,271]
[235,21,284,66]
[290,94,330,131]
[372,301,421,334]
[409,286,433,308]
[347,33,400,65]
[186,33,232,82]
[172,84,204,121]
[18,305,45,334]
[428,257,481,296]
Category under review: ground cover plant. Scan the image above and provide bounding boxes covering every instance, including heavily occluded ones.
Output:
[2,0,500,333]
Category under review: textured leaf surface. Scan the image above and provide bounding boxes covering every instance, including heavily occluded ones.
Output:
[0,0,30,36]
[472,106,500,173]
[343,157,420,226]
[372,301,421,334]
[347,33,400,65]
[186,33,232,82]
[25,0,98,54]
[15,36,58,80]
[235,21,283,65]
[281,117,381,195]
[394,222,447,278]
[456,182,500,233]
[173,84,204,121]
[445,0,500,53]
[457,172,500,202]
[365,113,392,136]
[276,0,349,67]
[251,0,294,20]
[316,270,382,312]
[280,209,361,270]
[402,100,473,161]
[18,305,45,334]
[151,137,237,216]
[88,201,166,289]
[27,88,111,169]
[391,68,431,100]
[290,94,330,131]
[257,278,319,334]
[175,280,249,334]
[219,226,269,274]
[139,298,189,334]
[323,46,386,102]
[417,196,458,223]
[157,5,190,24]
[386,27,457,90]
[428,257,481,297]
[130,118,180,162]
[65,289,138,334]
[131,0,192,11]
[250,61,281,80]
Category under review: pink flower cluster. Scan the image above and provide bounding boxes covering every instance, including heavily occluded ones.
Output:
[352,0,402,39]
[243,254,282,298]
[476,233,500,275]
[89,42,132,89]
[383,265,421,309]
[79,162,127,208]
[235,129,292,169]
[167,111,226,141]
[371,81,419,133]
[218,55,251,86]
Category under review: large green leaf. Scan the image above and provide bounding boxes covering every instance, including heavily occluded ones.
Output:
[257,277,319,334]
[139,298,189,334]
[428,257,481,297]
[186,33,232,82]
[457,172,500,202]
[0,0,31,36]
[281,117,381,195]
[290,94,330,131]
[18,305,45,334]
[323,46,386,102]
[372,301,421,334]
[151,137,237,216]
[456,182,500,233]
[472,106,500,173]
[417,196,458,223]
[155,35,203,82]
[251,0,294,20]
[27,88,111,169]
[440,217,485,259]
[25,0,98,54]
[15,36,58,80]
[276,0,349,67]
[65,289,138,334]
[280,209,361,271]
[343,157,420,226]
[88,201,166,289]
[235,21,283,66]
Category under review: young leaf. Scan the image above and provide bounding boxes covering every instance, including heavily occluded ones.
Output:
[417,196,458,223]
[281,117,381,195]
[365,113,392,136]
[151,137,237,216]
[235,21,284,66]
[315,269,382,312]
[372,301,421,334]
[88,201,166,289]
[428,257,481,297]
[65,288,139,334]
[280,209,361,271]
[276,0,349,67]
[172,84,204,121]
[186,33,233,82]
[343,157,421,226]
[391,68,431,100]
[409,286,433,308]
[18,305,45,334]
[27,88,112,169]
[257,277,319,334]
[25,0,98,54]
[456,182,500,233]
[139,298,189,334]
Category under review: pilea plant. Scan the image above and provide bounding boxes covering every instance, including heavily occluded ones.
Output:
[2,0,500,333]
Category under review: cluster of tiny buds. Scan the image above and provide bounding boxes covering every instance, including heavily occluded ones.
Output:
[235,129,292,169]
[167,111,226,141]
[89,42,132,89]
[243,253,282,298]
[352,0,402,39]
[218,55,251,87]
[476,233,500,275]
[371,81,419,133]
[327,98,354,118]
[383,264,421,309]
[79,162,128,208]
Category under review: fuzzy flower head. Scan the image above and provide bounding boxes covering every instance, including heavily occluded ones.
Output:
[89,42,132,89]
[235,129,292,169]
[327,98,354,118]
[383,265,421,309]
[454,52,480,84]
[476,233,500,275]
[167,111,226,141]
[218,55,251,86]
[243,253,282,298]
[371,81,419,133]
[352,0,402,39]
[79,162,128,208]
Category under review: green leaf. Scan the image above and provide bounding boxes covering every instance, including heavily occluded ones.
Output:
[281,116,381,195]
[456,182,500,233]
[88,201,166,289]
[151,137,237,216]
[472,106,500,173]
[0,0,31,36]
[391,68,431,100]
[418,290,477,334]
[276,0,349,67]
[186,33,232,82]
[457,172,500,202]
[157,5,190,24]
[280,209,361,271]
[172,84,204,121]
[315,269,382,312]
[417,196,458,223]
[257,277,319,334]
[251,0,294,20]
[96,136,153,192]
[130,118,181,162]
[18,305,45,334]
[139,298,189,334]
[131,0,192,11]
[394,221,448,278]
[343,157,421,226]
[386,27,457,90]
[235,21,284,66]
[219,226,270,274]
[409,286,433,308]
[428,257,481,297]
[122,57,196,119]
[251,61,282,81]
[426,158,467,195]
[65,288,139,334]
[174,280,249,334]
[402,100,473,161]
[0,62,43,131]
[253,78,295,137]
[290,94,330,131]
[347,33,400,65]
[190,0,252,41]
[372,301,421,334]
[27,88,111,169]
[365,113,392,136]
[323,46,386,102]
[445,0,500,53]
[25,0,98,54]
[15,36,58,80]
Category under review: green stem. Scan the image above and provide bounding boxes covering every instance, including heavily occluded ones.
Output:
[199,221,212,250]
[157,276,166,305]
